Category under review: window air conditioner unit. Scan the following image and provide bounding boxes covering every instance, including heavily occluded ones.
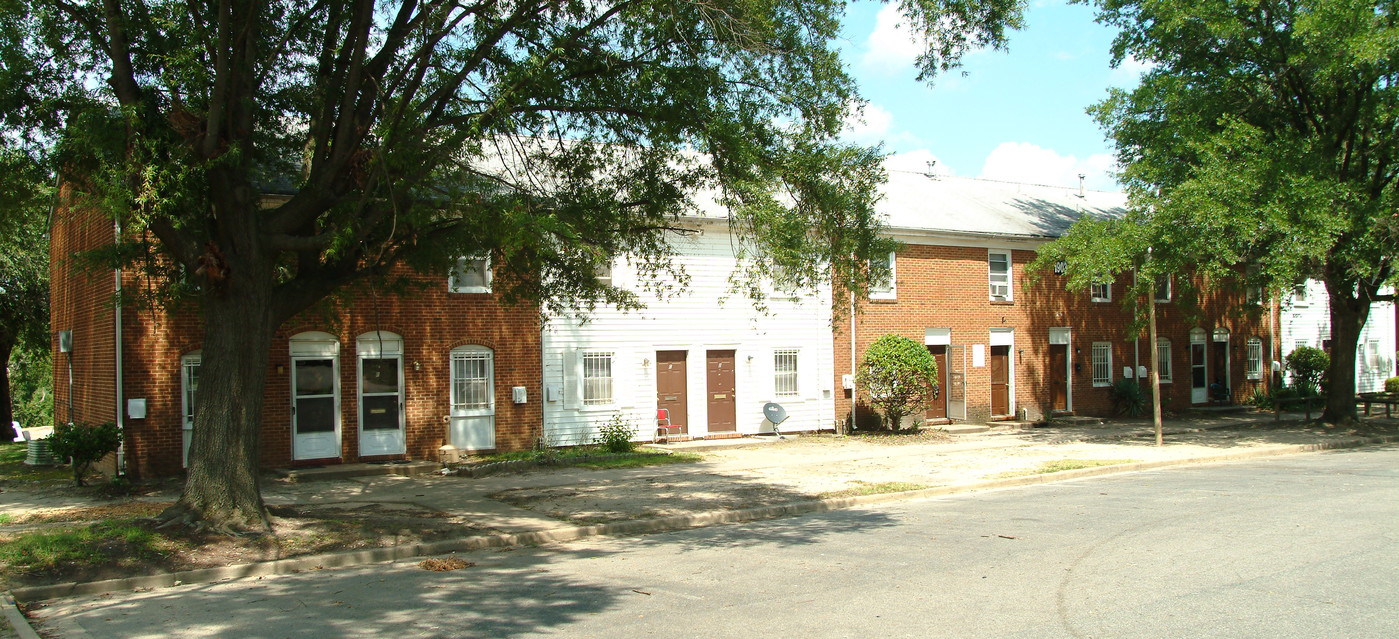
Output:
[990,285,1009,300]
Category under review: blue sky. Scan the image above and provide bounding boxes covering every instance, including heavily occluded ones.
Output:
[836,0,1147,191]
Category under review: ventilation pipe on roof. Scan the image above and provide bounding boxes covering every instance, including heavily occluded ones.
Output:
[1078,174,1086,198]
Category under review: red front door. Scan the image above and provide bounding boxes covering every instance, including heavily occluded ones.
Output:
[990,345,1011,416]
[926,345,948,420]
[706,350,736,432]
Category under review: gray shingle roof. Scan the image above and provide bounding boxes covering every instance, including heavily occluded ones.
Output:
[877,170,1127,239]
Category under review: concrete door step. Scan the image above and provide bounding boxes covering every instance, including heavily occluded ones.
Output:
[642,436,784,453]
[273,460,440,482]
[939,424,990,434]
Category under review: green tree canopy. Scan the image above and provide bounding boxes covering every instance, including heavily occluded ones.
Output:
[0,148,52,431]
[5,0,1025,530]
[1038,0,1398,424]
[856,333,938,431]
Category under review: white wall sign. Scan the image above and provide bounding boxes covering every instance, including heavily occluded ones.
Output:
[972,344,985,367]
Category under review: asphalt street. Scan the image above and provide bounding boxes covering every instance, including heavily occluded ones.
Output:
[34,446,1399,638]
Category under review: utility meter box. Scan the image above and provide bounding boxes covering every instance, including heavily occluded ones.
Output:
[512,386,527,404]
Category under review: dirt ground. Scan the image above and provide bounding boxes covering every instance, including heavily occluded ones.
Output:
[2,415,1395,590]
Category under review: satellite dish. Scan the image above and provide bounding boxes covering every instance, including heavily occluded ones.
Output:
[763,402,788,425]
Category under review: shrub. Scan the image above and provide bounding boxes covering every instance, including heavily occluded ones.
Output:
[1245,386,1273,409]
[855,334,939,431]
[1285,346,1329,394]
[595,413,636,454]
[1386,377,1399,393]
[48,421,122,487]
[1109,378,1149,417]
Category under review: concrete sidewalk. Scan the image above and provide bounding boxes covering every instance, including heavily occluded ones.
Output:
[4,411,1397,610]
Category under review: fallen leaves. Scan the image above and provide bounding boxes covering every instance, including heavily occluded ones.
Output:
[419,556,474,572]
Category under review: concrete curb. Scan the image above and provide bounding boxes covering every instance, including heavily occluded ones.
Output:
[2,592,41,639]
[9,434,1396,610]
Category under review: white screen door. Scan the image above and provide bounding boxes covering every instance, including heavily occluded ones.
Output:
[450,347,495,450]
[292,357,340,460]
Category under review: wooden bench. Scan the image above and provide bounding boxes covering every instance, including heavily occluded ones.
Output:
[1358,392,1399,418]
[1274,396,1326,421]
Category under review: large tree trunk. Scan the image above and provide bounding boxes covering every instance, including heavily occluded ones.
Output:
[0,339,14,431]
[160,197,280,532]
[1321,272,1368,425]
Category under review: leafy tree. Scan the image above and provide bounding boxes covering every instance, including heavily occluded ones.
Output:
[48,421,122,487]
[855,333,939,431]
[1040,0,1398,424]
[0,149,51,432]
[6,0,1024,531]
[1285,345,1329,396]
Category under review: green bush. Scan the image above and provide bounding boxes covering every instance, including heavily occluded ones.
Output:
[1285,346,1329,395]
[47,421,122,487]
[595,413,636,454]
[1245,386,1273,409]
[855,334,939,431]
[1386,376,1399,393]
[1109,378,1149,417]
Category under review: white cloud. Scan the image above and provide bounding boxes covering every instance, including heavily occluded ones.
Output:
[841,103,894,144]
[862,5,926,72]
[978,142,1118,190]
[884,149,953,176]
[1110,53,1155,87]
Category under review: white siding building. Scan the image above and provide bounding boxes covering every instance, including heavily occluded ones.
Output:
[1279,280,1396,392]
[540,218,835,445]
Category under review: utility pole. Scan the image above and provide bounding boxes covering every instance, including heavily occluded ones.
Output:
[1148,250,1163,446]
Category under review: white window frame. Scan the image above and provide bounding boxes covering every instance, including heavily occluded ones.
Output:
[988,249,1012,301]
[448,255,492,294]
[1292,283,1309,306]
[597,259,613,287]
[1092,342,1112,387]
[180,351,201,468]
[1365,339,1381,371]
[1246,338,1263,380]
[450,347,494,412]
[582,351,615,406]
[774,349,799,397]
[870,251,896,300]
[1090,281,1111,303]
[1156,338,1172,383]
[1154,274,1172,302]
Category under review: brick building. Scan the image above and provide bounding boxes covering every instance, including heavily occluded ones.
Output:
[50,190,542,479]
[835,172,1276,427]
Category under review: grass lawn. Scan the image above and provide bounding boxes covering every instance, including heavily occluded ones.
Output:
[0,442,70,484]
[999,458,1138,478]
[818,481,931,499]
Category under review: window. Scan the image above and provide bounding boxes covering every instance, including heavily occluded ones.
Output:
[1246,338,1263,380]
[1092,342,1112,387]
[988,250,1011,301]
[597,260,613,287]
[1365,339,1382,371]
[448,256,492,293]
[1293,283,1308,305]
[1090,281,1111,303]
[180,352,201,468]
[1154,274,1172,302]
[774,349,799,397]
[450,349,492,410]
[870,252,896,299]
[1156,338,1172,382]
[582,351,614,405]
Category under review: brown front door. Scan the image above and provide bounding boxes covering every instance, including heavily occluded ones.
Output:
[1050,344,1068,411]
[706,350,736,432]
[656,351,688,434]
[990,345,1011,416]
[926,345,948,420]
[1210,341,1229,400]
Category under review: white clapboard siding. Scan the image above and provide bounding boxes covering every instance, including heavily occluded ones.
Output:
[1279,280,1396,393]
[541,220,836,445]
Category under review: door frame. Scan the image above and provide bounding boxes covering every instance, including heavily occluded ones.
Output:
[1190,328,1208,404]
[1049,327,1072,412]
[1212,328,1231,400]
[989,328,1015,417]
[356,331,406,457]
[449,345,496,451]
[289,331,342,462]
[654,349,689,435]
[705,348,738,433]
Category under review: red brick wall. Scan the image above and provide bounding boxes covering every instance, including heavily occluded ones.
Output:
[52,191,543,478]
[112,268,543,478]
[49,187,117,430]
[835,242,1275,425]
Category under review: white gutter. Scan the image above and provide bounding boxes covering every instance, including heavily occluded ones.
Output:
[114,218,125,475]
[848,289,856,434]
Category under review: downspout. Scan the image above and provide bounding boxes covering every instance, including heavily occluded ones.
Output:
[848,289,856,434]
[114,218,125,475]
